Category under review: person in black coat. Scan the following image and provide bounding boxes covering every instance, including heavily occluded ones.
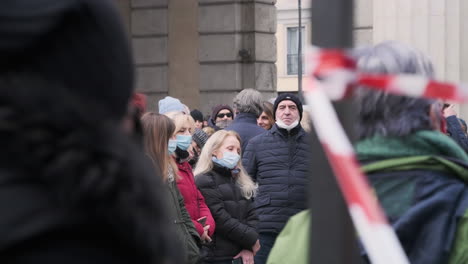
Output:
[0,0,179,263]
[242,93,311,264]
[194,130,260,264]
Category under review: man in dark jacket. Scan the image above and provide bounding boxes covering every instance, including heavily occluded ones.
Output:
[0,0,179,263]
[226,89,266,152]
[243,93,310,264]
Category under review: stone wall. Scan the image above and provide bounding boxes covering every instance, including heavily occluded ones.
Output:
[129,0,169,112]
[120,0,277,115]
[198,0,277,114]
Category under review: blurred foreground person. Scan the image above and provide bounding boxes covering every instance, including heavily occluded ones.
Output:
[141,113,201,264]
[194,130,259,264]
[355,41,468,264]
[267,41,468,264]
[0,0,177,263]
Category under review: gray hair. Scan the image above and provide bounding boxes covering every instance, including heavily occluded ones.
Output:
[355,41,439,139]
[233,89,263,116]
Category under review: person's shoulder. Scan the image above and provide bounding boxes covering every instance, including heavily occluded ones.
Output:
[248,130,269,144]
[194,171,216,188]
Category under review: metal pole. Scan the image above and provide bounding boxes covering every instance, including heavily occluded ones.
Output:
[297,0,303,102]
[309,0,362,263]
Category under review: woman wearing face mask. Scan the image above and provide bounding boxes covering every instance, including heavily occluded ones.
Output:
[194,130,260,264]
[141,112,201,264]
[167,112,216,245]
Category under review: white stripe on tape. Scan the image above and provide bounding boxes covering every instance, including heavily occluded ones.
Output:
[304,84,354,155]
[349,205,410,264]
[390,75,429,97]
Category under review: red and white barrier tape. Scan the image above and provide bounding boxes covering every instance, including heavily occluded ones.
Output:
[304,47,411,264]
[309,48,468,102]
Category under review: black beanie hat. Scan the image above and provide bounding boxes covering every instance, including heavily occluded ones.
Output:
[190,109,204,123]
[273,93,303,121]
[211,105,234,121]
[0,0,134,120]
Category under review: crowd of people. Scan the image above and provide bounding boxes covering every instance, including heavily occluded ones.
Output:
[3,1,468,264]
[132,88,311,264]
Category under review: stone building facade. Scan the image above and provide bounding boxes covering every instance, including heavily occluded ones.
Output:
[117,0,277,115]
[117,0,468,117]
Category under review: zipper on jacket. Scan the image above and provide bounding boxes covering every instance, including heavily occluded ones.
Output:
[231,175,242,220]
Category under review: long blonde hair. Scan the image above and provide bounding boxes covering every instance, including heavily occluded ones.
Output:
[141,112,178,181]
[194,130,257,199]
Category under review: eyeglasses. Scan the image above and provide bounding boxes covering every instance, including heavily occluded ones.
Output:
[217,113,233,118]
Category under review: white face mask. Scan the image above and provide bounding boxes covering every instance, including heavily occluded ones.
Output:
[276,119,299,131]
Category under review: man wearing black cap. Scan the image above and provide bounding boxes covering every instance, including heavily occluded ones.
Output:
[243,93,310,264]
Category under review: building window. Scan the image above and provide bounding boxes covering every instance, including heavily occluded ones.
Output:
[287,26,305,75]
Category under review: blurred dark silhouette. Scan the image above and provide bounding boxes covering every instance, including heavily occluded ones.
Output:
[0,0,179,263]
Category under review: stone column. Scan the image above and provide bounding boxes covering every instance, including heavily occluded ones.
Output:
[168,0,200,110]
[131,0,169,111]
[122,0,277,114]
[198,0,277,114]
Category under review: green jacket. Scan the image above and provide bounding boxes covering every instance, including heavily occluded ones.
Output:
[166,175,201,264]
[267,156,468,264]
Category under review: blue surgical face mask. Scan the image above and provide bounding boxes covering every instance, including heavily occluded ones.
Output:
[176,135,192,151]
[212,151,240,169]
[168,139,177,155]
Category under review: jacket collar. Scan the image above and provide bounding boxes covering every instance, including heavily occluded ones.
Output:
[271,123,304,138]
[175,159,192,171]
[233,112,258,124]
[212,162,235,177]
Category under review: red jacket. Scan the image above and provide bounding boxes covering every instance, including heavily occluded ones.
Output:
[176,160,215,237]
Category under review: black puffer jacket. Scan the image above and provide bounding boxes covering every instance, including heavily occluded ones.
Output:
[195,164,258,262]
[243,124,311,234]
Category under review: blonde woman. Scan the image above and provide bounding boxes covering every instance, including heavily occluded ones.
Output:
[168,112,216,243]
[194,130,260,264]
[141,112,200,264]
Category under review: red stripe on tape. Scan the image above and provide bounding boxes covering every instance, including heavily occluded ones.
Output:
[314,50,356,77]
[357,74,394,92]
[425,81,459,101]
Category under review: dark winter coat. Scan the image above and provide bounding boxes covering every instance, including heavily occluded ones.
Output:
[225,112,266,152]
[166,169,201,264]
[446,115,468,153]
[363,160,468,264]
[176,161,216,237]
[243,124,311,234]
[195,164,259,262]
